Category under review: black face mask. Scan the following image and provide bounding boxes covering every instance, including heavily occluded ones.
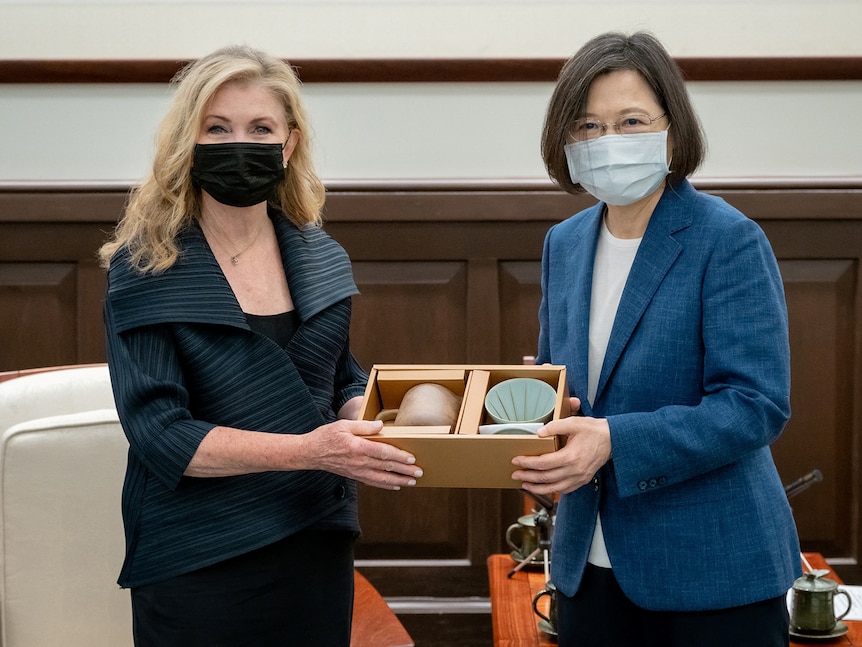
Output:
[191,142,285,208]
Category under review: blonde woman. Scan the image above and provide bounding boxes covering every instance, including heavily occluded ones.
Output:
[100,45,422,646]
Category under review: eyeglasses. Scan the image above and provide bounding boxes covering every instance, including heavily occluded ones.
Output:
[570,113,667,141]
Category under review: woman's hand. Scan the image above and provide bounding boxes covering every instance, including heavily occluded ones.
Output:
[511,398,610,495]
[297,419,423,491]
[185,419,422,490]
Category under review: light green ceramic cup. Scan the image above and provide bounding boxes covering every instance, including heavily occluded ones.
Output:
[484,377,557,425]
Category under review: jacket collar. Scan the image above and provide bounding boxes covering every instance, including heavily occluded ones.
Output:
[108,209,358,334]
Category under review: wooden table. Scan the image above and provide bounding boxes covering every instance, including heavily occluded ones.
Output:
[488,553,557,646]
[488,552,861,646]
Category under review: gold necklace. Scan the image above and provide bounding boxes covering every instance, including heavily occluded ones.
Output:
[203,220,265,266]
[227,235,258,265]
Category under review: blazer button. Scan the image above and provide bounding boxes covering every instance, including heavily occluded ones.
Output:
[648,478,657,489]
[593,477,600,492]
[334,484,346,500]
[638,480,648,491]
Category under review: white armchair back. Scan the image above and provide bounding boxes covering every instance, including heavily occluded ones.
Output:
[0,365,115,433]
[0,366,131,646]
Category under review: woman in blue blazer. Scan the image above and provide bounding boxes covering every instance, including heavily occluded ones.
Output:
[512,32,800,647]
[99,46,422,646]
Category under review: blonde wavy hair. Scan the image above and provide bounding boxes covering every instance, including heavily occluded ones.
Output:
[99,45,325,273]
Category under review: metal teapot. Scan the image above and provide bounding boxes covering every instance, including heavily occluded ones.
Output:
[789,569,851,634]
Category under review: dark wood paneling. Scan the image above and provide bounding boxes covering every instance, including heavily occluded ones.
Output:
[77,260,108,360]
[351,261,469,367]
[356,486,471,561]
[772,259,858,556]
[0,263,78,369]
[0,179,860,600]
[1,57,861,83]
[0,189,128,223]
[499,262,543,366]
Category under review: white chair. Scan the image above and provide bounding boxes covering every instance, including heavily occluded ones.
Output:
[0,364,115,434]
[0,408,132,647]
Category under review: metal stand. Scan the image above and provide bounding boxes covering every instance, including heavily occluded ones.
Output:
[508,490,556,579]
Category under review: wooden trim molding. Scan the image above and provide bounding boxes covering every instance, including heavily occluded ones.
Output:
[1,178,859,226]
[0,177,859,193]
[1,57,861,84]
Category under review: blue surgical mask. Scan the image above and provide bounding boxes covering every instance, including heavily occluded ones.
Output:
[564,131,670,206]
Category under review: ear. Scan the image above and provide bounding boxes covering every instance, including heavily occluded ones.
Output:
[282,129,301,167]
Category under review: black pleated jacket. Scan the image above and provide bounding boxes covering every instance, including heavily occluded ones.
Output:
[104,210,367,588]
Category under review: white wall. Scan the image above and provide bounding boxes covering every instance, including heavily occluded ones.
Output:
[1,2,860,183]
[1,81,860,183]
[2,1,860,59]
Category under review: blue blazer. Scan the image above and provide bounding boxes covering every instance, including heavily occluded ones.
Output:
[538,180,800,611]
[105,210,368,588]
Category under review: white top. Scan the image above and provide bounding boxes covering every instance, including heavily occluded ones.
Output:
[587,218,641,568]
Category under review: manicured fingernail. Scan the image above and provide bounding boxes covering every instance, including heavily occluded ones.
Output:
[413,469,423,478]
[407,479,417,487]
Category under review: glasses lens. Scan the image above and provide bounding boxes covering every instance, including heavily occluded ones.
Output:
[571,119,602,141]
[618,115,654,135]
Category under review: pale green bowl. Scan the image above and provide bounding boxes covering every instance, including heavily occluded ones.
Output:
[484,378,557,425]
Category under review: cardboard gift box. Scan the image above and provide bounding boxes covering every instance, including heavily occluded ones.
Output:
[358,364,570,488]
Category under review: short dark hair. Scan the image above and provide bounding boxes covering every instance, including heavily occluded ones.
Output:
[541,31,706,195]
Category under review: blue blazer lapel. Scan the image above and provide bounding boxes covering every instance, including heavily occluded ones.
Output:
[559,206,602,414]
[594,182,694,404]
